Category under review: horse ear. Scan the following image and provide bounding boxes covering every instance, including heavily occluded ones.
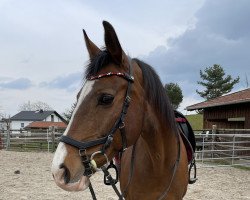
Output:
[103,21,126,65]
[83,29,101,59]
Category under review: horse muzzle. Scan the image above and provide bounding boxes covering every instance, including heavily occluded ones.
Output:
[51,142,90,192]
[52,166,90,191]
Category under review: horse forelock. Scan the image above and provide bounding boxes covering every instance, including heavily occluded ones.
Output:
[84,50,118,80]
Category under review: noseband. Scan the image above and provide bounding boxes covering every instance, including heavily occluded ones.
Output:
[60,60,134,170]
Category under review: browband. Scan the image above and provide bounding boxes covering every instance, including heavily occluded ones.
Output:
[87,72,134,82]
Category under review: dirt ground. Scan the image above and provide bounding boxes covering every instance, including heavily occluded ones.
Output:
[0,150,249,200]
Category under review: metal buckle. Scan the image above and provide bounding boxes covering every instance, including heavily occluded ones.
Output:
[79,149,87,157]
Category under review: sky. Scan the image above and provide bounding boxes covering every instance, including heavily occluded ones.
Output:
[0,0,249,116]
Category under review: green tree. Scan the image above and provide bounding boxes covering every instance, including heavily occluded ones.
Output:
[165,83,183,110]
[196,64,240,100]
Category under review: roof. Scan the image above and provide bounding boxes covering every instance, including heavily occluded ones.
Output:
[10,110,66,122]
[186,88,250,111]
[25,121,67,129]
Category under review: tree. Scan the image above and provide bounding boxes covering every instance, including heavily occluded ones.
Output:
[196,64,240,100]
[18,101,53,111]
[164,83,183,110]
[62,102,76,123]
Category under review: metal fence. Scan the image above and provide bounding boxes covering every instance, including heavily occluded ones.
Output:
[1,128,250,168]
[0,129,62,152]
[195,129,250,167]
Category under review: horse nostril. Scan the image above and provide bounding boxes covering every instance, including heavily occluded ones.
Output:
[59,164,71,184]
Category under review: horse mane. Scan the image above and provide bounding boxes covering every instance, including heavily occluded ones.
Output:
[133,58,177,132]
[84,51,177,132]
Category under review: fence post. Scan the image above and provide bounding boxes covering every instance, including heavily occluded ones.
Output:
[51,126,55,152]
[211,125,217,159]
[0,132,2,150]
[6,123,11,150]
[232,135,236,165]
[202,134,205,164]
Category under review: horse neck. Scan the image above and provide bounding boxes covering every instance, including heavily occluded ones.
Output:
[139,104,178,171]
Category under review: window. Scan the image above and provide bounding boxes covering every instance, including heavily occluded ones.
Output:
[21,123,24,128]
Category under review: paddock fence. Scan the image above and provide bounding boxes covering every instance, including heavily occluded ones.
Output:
[194,129,250,167]
[0,128,62,152]
[0,128,250,167]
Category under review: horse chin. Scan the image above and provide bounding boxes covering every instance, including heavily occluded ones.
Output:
[55,175,90,192]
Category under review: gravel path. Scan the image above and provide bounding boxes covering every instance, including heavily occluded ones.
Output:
[0,151,249,200]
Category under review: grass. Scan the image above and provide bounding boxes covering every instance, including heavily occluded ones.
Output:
[233,165,250,171]
[185,114,203,130]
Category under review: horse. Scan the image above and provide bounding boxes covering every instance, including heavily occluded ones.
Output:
[51,21,193,200]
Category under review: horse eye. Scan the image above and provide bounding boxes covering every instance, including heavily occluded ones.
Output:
[98,94,114,105]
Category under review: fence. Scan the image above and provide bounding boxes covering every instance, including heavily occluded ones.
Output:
[1,128,250,168]
[0,128,62,152]
[195,129,250,167]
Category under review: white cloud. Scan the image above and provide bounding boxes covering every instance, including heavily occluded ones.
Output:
[8,0,249,116]
[142,0,250,110]
[0,78,33,90]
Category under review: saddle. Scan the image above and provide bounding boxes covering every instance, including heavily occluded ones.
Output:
[174,110,196,163]
[175,110,197,184]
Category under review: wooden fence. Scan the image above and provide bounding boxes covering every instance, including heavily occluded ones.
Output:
[0,129,62,152]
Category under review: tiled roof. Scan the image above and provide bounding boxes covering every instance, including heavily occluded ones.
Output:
[25,121,67,129]
[186,88,250,111]
[10,110,54,121]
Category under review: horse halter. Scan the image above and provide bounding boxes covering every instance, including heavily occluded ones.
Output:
[60,60,134,176]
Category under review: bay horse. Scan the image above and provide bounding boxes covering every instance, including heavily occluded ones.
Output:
[51,21,192,199]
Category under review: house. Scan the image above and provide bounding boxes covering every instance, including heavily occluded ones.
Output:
[186,88,250,129]
[10,110,67,131]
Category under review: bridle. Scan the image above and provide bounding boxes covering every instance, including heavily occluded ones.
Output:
[59,59,134,199]
[59,58,182,200]
[60,59,134,157]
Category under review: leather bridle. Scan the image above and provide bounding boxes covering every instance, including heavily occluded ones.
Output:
[60,60,134,175]
[59,58,183,200]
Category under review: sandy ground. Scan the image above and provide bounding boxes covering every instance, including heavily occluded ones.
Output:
[0,150,249,200]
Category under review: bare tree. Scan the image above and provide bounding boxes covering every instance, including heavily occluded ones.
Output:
[62,102,76,123]
[18,101,53,111]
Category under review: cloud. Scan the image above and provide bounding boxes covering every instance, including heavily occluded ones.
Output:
[40,72,82,91]
[0,78,32,90]
[142,0,250,100]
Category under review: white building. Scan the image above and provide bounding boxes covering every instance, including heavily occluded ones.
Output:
[10,110,66,130]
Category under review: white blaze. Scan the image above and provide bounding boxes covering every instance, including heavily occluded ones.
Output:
[51,81,95,190]
[64,80,95,135]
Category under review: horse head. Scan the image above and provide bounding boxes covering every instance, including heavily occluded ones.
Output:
[51,21,144,192]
